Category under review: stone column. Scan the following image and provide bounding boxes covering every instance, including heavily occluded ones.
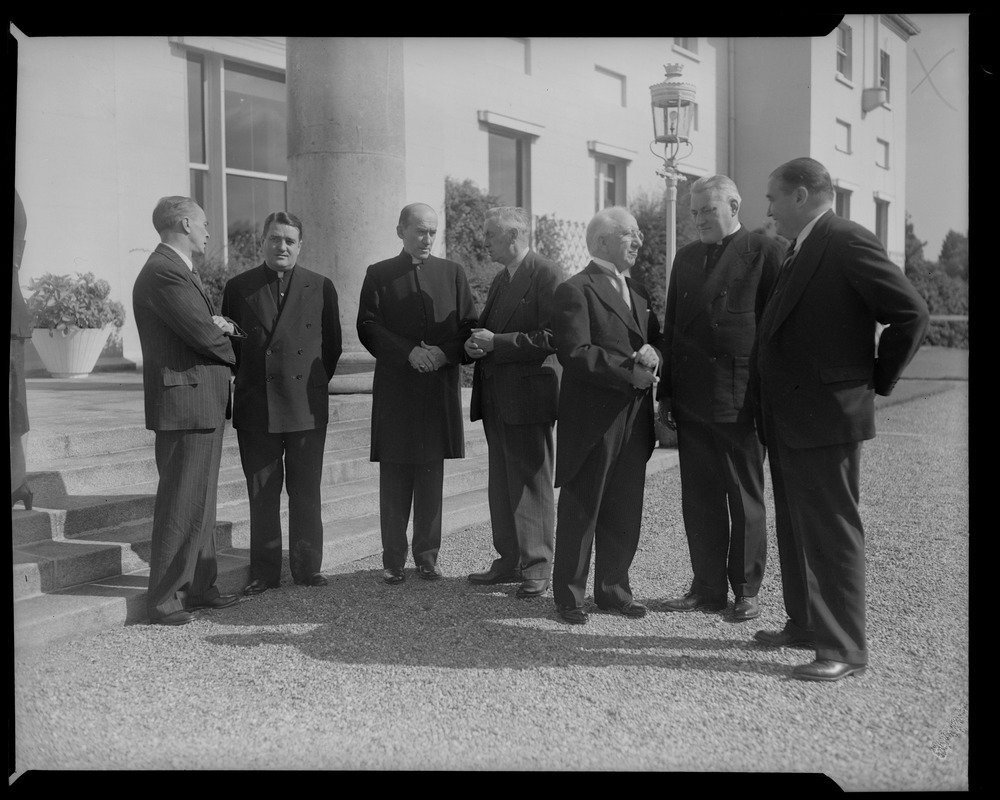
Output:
[286,38,405,393]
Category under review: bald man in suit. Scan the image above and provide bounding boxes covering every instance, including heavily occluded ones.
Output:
[357,203,478,584]
[132,196,241,626]
[550,206,662,625]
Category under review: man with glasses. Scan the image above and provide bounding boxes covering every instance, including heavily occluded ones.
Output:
[549,206,662,625]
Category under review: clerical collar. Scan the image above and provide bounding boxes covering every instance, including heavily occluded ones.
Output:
[161,242,193,271]
[265,265,294,278]
[709,224,742,250]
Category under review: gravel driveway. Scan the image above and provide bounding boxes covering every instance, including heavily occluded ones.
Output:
[13,382,968,787]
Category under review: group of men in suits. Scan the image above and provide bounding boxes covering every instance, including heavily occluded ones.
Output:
[133,154,929,683]
[133,198,341,626]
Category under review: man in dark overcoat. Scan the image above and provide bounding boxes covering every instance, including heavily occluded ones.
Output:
[657,175,782,622]
[221,211,342,595]
[550,206,662,625]
[357,203,477,583]
[464,206,561,599]
[752,157,929,681]
[132,196,240,625]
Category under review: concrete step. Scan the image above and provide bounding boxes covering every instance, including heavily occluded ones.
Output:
[24,393,376,463]
[13,448,678,651]
[12,445,492,599]
[12,427,489,545]
[12,486,492,652]
[22,415,380,500]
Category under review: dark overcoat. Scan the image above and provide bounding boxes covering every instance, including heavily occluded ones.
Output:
[468,250,561,426]
[357,250,477,463]
[658,227,782,424]
[552,261,662,487]
[221,263,342,433]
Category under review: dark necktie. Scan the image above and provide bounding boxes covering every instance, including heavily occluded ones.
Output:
[191,268,205,293]
[780,239,798,273]
[704,243,721,272]
[272,271,286,310]
[486,268,510,328]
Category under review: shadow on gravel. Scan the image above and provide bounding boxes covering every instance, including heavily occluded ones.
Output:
[200,568,791,677]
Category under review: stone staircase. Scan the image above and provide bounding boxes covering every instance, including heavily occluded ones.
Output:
[13,390,678,652]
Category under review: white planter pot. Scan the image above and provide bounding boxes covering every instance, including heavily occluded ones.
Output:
[31,327,112,379]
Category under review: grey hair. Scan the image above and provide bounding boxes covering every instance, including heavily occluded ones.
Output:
[152,196,202,234]
[485,206,530,243]
[585,206,633,256]
[690,175,742,206]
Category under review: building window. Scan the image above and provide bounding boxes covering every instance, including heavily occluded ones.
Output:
[879,50,891,103]
[836,23,853,80]
[835,119,852,154]
[594,66,627,107]
[875,198,890,247]
[186,51,287,262]
[488,130,531,212]
[691,102,699,133]
[595,157,627,212]
[876,139,890,169]
[673,38,698,54]
[835,188,852,219]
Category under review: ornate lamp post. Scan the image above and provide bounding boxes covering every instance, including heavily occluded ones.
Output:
[649,64,696,285]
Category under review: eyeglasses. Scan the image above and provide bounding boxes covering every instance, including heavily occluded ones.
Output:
[619,229,644,244]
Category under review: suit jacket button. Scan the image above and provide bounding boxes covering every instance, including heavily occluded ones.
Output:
[298,349,303,355]
[295,374,303,380]
[266,348,272,355]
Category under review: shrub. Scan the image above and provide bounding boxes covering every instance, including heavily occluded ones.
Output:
[197,229,260,311]
[27,272,126,331]
[905,261,969,316]
[444,177,503,313]
[923,320,969,349]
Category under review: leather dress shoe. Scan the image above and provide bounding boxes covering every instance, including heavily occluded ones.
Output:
[383,567,406,584]
[417,564,443,581]
[733,595,760,621]
[295,573,328,587]
[150,610,195,626]
[792,659,866,682]
[244,578,279,596]
[557,605,588,625]
[468,565,523,585]
[598,600,648,618]
[754,627,815,649]
[189,594,239,611]
[516,578,549,598]
[660,591,727,612]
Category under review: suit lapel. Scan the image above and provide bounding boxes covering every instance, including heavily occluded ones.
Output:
[243,264,279,335]
[490,255,535,333]
[156,244,215,314]
[627,277,649,340]
[585,262,641,336]
[274,267,311,333]
[764,212,831,338]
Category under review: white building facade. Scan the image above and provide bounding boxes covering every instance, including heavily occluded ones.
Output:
[13,24,917,367]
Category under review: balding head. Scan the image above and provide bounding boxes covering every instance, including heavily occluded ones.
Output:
[397,203,438,261]
[586,206,643,272]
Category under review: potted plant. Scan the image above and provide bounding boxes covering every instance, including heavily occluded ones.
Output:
[27,272,127,378]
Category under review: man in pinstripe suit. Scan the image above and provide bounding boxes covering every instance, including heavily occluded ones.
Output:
[465,207,562,599]
[133,196,241,626]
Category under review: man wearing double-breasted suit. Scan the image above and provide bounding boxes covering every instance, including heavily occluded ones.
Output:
[357,203,478,584]
[465,207,562,600]
[221,211,342,595]
[133,196,240,626]
[657,175,782,622]
[550,206,662,625]
[752,157,928,681]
